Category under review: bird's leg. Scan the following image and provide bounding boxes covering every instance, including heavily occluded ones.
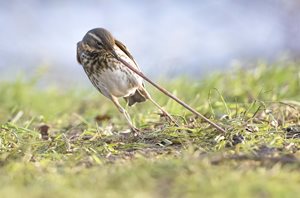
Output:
[148,97,179,126]
[140,89,179,126]
[110,96,139,132]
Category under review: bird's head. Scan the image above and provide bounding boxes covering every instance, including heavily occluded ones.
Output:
[81,28,115,52]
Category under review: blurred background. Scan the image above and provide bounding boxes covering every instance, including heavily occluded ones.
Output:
[0,0,299,86]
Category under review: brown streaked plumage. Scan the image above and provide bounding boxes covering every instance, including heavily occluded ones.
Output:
[77,28,176,131]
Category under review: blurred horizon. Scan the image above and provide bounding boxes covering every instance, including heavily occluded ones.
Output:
[1,0,300,86]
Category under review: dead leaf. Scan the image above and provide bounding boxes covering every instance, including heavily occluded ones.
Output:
[95,114,111,123]
[38,124,50,140]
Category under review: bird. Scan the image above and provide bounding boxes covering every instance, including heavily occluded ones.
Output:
[76,28,177,132]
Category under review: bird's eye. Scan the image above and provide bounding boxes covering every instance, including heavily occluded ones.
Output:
[96,41,103,46]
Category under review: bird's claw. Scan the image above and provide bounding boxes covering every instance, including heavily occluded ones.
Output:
[161,112,179,127]
[131,127,141,136]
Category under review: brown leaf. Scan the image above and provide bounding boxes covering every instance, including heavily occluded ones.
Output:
[38,124,50,140]
[95,114,111,123]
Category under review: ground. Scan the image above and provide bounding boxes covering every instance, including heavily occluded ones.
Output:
[0,63,299,197]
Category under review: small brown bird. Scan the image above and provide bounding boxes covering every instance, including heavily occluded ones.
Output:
[77,28,176,131]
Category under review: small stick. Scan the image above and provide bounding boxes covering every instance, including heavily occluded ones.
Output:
[113,52,226,133]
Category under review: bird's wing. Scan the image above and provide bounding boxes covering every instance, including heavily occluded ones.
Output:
[114,39,146,90]
[114,39,141,72]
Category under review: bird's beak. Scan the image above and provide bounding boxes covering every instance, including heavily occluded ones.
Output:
[76,41,83,64]
[111,50,118,60]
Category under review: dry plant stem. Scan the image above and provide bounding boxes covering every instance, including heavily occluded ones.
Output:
[113,52,226,133]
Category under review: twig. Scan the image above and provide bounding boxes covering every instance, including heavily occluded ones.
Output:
[112,52,226,133]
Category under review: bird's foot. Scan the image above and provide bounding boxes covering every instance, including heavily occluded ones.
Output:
[161,112,180,127]
[131,126,141,136]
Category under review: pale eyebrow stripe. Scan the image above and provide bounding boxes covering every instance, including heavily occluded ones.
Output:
[88,33,103,43]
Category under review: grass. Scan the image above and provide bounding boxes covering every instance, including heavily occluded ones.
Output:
[0,62,300,197]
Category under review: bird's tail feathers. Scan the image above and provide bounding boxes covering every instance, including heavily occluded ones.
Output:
[124,89,148,106]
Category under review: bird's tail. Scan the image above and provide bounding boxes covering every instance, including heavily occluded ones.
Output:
[124,89,147,106]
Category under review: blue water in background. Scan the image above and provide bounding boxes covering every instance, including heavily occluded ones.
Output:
[0,0,299,86]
